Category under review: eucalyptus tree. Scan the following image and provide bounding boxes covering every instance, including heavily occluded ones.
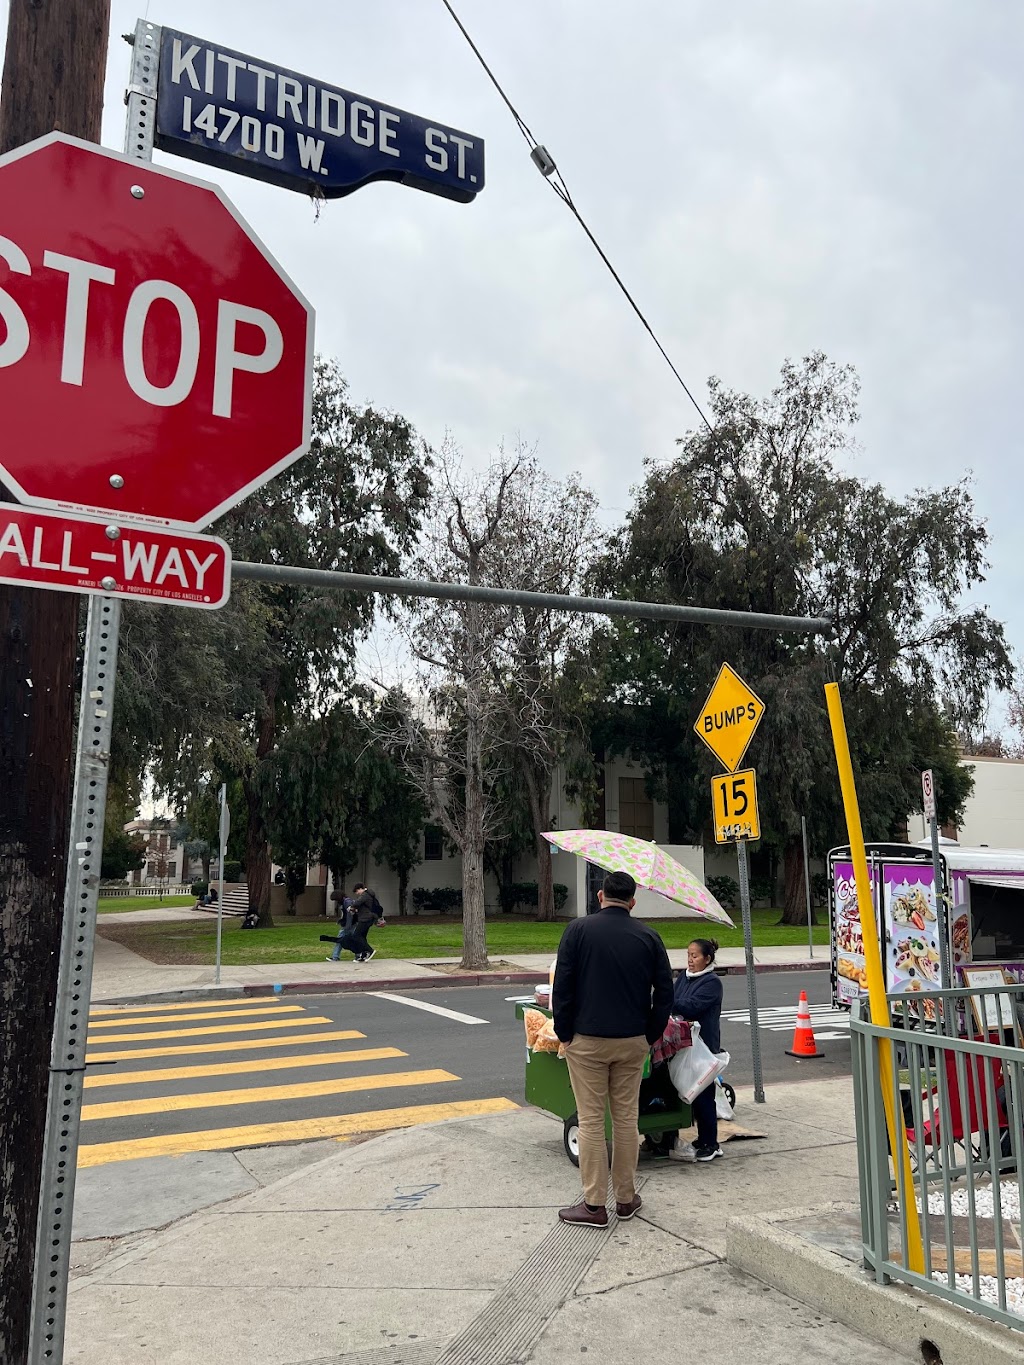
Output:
[590,354,1012,920]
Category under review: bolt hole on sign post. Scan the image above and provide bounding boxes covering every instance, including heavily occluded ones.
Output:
[0,134,314,529]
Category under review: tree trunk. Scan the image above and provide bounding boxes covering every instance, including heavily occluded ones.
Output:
[243,778,273,927]
[0,4,110,1359]
[524,764,556,922]
[779,837,817,925]
[397,864,409,916]
[202,851,211,883]
[460,599,488,970]
[243,675,278,927]
[461,833,488,969]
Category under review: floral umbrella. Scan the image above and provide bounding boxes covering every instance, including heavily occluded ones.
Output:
[542,829,734,927]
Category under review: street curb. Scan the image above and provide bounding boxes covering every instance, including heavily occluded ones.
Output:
[90,958,829,1006]
[241,971,542,997]
[727,1203,1023,1365]
[718,959,828,977]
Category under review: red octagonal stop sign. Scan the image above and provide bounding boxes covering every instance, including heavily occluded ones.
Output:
[0,134,313,528]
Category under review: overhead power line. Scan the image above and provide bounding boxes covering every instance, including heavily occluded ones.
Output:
[439,0,713,434]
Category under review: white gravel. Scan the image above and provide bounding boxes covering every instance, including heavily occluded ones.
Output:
[931,1271,1024,1315]
[917,1178,1023,1315]
[923,1181,1020,1219]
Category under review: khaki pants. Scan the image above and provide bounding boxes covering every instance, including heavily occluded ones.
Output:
[564,1033,650,1207]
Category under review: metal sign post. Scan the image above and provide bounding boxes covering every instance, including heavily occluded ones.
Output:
[29,597,121,1362]
[735,838,765,1104]
[215,783,230,985]
[802,814,814,960]
[697,662,768,1105]
[923,770,951,991]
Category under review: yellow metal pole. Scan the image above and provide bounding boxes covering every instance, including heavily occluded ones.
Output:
[825,681,924,1274]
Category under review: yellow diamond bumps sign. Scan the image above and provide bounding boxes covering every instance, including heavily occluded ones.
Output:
[694,662,765,773]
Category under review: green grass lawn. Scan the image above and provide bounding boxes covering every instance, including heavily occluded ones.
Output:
[96,907,829,967]
[98,895,194,914]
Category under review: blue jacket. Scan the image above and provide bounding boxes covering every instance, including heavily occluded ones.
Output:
[672,970,723,1055]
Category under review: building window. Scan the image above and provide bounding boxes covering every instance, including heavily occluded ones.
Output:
[146,860,156,878]
[618,777,654,841]
[424,825,444,861]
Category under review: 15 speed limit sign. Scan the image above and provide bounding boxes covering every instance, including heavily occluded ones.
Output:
[711,769,760,843]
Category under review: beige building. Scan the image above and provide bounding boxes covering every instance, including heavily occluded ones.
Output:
[914,754,1024,851]
[313,753,697,919]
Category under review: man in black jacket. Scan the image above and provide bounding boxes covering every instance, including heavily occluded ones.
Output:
[552,869,673,1227]
[347,884,381,962]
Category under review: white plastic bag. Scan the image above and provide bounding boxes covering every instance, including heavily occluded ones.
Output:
[715,1073,734,1121]
[667,1022,728,1102]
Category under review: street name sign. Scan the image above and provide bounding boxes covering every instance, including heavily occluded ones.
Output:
[155,27,485,203]
[694,662,766,773]
[0,133,313,529]
[711,769,760,844]
[0,504,230,608]
[922,769,936,822]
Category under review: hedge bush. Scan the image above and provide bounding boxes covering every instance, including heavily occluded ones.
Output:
[706,875,738,908]
[411,886,463,914]
[498,881,570,913]
[222,860,243,883]
[750,873,776,906]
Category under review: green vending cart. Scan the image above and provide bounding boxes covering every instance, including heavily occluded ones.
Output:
[515,1001,691,1163]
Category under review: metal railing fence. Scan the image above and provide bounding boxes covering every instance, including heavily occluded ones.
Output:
[98,883,194,897]
[851,984,1024,1332]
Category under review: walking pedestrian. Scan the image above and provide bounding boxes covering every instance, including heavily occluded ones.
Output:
[326,885,361,961]
[552,869,673,1227]
[346,883,382,962]
[672,938,725,1161]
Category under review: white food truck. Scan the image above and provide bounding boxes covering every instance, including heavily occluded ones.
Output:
[829,840,1024,1008]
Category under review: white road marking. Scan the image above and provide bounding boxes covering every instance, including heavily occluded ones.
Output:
[371,992,489,1025]
[722,1003,852,1037]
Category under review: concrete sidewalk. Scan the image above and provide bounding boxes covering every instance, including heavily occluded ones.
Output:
[90,928,827,1004]
[67,1076,910,1365]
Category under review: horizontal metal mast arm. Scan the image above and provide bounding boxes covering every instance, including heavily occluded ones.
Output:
[231,561,833,634]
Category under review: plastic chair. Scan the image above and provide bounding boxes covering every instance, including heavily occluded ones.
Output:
[906,1049,1008,1163]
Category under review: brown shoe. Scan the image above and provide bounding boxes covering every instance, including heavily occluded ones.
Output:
[558,1200,608,1227]
[616,1195,643,1220]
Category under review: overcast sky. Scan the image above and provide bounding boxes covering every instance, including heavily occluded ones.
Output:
[3,1,1022,713]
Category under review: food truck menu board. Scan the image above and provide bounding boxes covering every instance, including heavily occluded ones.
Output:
[883,864,941,1002]
[833,860,872,1004]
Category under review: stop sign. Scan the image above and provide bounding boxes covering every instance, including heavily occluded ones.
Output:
[0,133,313,528]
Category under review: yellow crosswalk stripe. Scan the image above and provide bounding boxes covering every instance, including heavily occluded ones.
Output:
[84,1030,364,1063]
[83,1048,406,1087]
[81,1069,459,1121]
[88,1005,304,1029]
[90,997,271,1016]
[77,1098,520,1167]
[85,1017,334,1044]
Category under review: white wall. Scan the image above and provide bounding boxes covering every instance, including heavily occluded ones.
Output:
[911,756,1024,851]
[574,843,706,918]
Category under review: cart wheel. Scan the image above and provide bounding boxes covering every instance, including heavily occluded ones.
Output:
[642,1129,678,1159]
[563,1114,581,1166]
[722,1081,736,1112]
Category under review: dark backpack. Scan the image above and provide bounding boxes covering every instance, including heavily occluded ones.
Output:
[369,891,385,919]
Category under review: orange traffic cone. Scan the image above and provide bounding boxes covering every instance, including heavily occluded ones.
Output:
[786,990,824,1058]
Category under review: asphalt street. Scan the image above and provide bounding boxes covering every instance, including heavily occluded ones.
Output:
[82,971,847,1168]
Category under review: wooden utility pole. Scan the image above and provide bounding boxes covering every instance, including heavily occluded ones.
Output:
[0,4,111,1360]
